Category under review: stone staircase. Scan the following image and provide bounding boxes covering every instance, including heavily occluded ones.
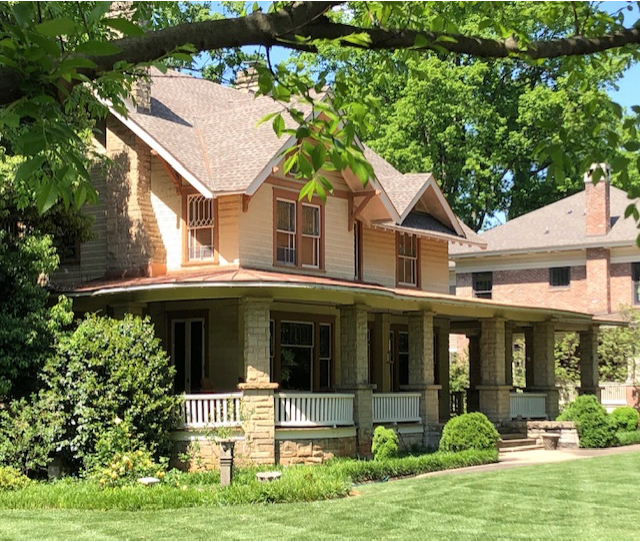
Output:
[498,433,543,453]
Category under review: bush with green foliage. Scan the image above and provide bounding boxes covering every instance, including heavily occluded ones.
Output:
[614,430,640,447]
[610,406,640,433]
[557,395,616,448]
[439,412,499,452]
[41,314,181,470]
[371,426,399,460]
[0,466,32,491]
[0,393,64,476]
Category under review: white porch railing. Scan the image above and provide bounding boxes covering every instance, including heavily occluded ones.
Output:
[510,392,547,420]
[372,393,421,424]
[181,393,243,429]
[275,393,354,427]
[600,382,627,411]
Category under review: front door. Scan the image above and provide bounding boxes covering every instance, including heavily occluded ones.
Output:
[171,318,205,393]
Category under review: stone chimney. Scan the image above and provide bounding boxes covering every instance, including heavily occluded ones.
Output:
[584,163,611,237]
[132,68,151,114]
[234,63,260,94]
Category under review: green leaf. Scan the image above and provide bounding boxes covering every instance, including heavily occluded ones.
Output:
[36,179,58,214]
[257,111,279,127]
[311,144,326,171]
[56,57,99,73]
[74,40,121,56]
[295,126,311,140]
[623,141,640,152]
[35,18,77,37]
[14,156,45,183]
[87,2,112,24]
[170,52,193,63]
[16,130,47,155]
[0,111,20,128]
[104,18,145,37]
[272,114,285,138]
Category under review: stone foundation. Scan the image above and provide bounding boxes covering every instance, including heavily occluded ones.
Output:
[275,428,357,465]
[171,431,250,471]
[501,420,579,449]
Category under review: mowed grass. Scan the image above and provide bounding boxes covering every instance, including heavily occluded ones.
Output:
[2,452,640,541]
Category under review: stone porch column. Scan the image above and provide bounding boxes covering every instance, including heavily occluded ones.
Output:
[436,321,451,423]
[579,325,601,400]
[373,312,391,392]
[406,311,441,447]
[477,318,511,422]
[467,335,481,413]
[238,297,277,465]
[530,322,560,420]
[339,304,373,457]
[504,322,514,389]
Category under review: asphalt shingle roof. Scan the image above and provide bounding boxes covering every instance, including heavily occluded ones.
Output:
[451,186,640,256]
[123,69,478,244]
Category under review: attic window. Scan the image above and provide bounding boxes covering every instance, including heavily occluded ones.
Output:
[396,232,419,287]
[187,194,215,261]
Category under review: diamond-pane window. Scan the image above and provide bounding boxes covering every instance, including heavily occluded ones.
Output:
[187,195,214,261]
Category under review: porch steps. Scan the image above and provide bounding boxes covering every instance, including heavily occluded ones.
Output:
[498,434,543,452]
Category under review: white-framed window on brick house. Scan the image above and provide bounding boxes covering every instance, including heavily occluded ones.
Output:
[186,194,215,261]
[473,271,493,299]
[396,232,419,287]
[632,263,640,305]
[273,189,325,270]
[549,266,570,287]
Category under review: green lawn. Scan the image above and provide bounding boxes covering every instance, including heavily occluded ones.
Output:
[2,452,640,541]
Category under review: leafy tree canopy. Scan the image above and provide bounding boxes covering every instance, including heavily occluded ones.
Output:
[0,1,639,229]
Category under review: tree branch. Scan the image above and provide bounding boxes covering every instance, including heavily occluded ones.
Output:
[1,1,639,107]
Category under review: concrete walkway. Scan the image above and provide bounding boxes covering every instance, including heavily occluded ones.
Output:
[417,443,640,478]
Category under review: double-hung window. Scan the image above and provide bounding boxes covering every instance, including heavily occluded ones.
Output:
[397,232,419,287]
[473,272,493,299]
[186,194,215,261]
[633,263,640,305]
[549,266,570,287]
[274,191,324,270]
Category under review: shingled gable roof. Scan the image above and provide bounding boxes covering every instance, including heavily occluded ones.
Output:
[109,69,482,246]
[451,185,640,258]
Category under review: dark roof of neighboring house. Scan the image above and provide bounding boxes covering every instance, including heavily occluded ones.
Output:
[115,68,482,245]
[451,186,640,257]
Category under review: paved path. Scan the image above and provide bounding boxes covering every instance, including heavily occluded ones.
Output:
[417,443,640,478]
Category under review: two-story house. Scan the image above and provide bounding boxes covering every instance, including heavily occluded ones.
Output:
[451,166,640,410]
[54,68,607,465]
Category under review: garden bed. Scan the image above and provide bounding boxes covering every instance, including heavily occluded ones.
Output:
[0,449,498,511]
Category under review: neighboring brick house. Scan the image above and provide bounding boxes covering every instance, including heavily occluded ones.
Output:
[53,69,607,465]
[451,165,640,316]
[450,165,640,409]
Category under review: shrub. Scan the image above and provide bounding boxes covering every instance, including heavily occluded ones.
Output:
[439,412,499,452]
[557,394,616,448]
[41,314,181,470]
[610,406,639,432]
[371,426,399,460]
[0,467,31,491]
[0,394,63,476]
[614,430,640,447]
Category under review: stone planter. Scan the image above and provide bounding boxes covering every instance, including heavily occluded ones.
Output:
[215,436,245,486]
[542,433,561,450]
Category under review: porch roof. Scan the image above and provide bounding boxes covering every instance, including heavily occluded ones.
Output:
[63,266,617,330]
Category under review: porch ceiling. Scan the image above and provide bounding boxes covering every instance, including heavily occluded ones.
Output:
[64,266,612,330]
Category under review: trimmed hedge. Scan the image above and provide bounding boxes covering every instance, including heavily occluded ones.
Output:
[614,430,640,447]
[439,413,500,452]
[371,426,399,460]
[610,407,640,433]
[557,395,616,448]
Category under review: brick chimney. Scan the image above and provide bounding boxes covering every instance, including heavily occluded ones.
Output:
[584,163,611,237]
[234,63,260,94]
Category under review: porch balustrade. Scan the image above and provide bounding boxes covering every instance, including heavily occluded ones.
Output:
[372,393,421,424]
[509,392,547,419]
[274,392,355,427]
[181,393,243,429]
[600,382,627,411]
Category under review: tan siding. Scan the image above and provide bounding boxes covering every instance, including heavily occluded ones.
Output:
[362,227,395,287]
[421,238,449,294]
[217,195,241,265]
[324,196,354,280]
[239,184,273,268]
[150,158,182,270]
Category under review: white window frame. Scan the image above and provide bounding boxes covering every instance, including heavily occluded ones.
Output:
[187,194,215,261]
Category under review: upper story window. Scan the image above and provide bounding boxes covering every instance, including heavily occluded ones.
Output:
[473,271,493,299]
[187,194,215,261]
[549,266,570,287]
[396,232,419,287]
[274,190,324,270]
[633,263,640,305]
